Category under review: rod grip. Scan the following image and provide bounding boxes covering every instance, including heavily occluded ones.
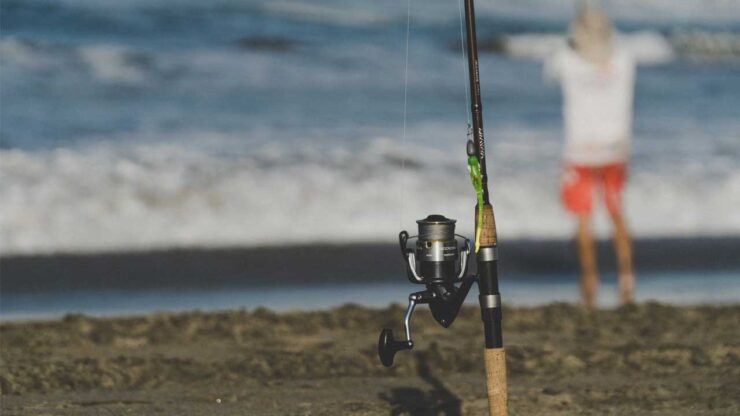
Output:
[477,203,497,247]
[484,347,508,416]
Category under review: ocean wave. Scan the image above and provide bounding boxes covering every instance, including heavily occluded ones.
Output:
[484,30,740,63]
[1,134,738,255]
[4,0,740,25]
[0,38,69,70]
[670,31,740,60]
[0,35,407,90]
[481,32,675,64]
[77,44,153,84]
[3,28,735,96]
[0,38,157,85]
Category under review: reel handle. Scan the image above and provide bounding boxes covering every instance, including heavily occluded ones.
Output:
[378,328,412,367]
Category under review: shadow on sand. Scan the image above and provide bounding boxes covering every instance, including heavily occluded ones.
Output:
[379,351,462,416]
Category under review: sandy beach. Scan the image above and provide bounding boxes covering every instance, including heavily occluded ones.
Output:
[2,302,738,415]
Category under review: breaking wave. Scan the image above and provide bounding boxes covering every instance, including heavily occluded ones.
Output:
[488,30,740,63]
[0,38,156,85]
[4,30,738,95]
[1,133,738,255]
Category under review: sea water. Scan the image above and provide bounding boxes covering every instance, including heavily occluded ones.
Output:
[2,270,739,321]
[1,0,739,256]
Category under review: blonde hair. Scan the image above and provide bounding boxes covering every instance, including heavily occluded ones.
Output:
[569,5,614,65]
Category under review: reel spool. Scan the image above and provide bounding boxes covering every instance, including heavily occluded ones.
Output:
[401,215,469,284]
[378,214,474,367]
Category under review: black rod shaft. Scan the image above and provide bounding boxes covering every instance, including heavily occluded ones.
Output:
[464,0,503,349]
[463,0,489,203]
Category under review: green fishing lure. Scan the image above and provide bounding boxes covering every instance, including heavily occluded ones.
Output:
[467,153,484,253]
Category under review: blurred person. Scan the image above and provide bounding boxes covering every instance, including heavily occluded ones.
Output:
[544,5,636,307]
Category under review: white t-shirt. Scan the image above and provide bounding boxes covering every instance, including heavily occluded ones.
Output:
[545,46,636,166]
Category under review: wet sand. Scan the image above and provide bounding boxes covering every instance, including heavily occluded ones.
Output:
[2,303,739,415]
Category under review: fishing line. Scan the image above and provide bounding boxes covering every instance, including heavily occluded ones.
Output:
[400,0,411,228]
[454,0,473,220]
[457,0,472,134]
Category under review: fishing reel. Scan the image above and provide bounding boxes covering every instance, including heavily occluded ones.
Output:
[378,214,475,366]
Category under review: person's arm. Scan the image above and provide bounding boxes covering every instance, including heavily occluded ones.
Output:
[543,49,563,84]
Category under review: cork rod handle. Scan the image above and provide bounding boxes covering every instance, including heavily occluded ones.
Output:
[484,347,508,416]
[478,204,497,247]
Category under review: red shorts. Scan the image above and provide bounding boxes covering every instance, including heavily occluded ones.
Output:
[561,163,626,216]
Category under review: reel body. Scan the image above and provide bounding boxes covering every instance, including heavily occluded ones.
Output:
[379,214,474,367]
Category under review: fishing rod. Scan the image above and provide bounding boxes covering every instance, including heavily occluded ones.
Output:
[377,0,508,414]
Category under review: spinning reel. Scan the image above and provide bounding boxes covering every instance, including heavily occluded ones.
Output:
[378,214,475,366]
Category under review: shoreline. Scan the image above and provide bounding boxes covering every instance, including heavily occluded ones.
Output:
[3,271,740,322]
[2,236,739,293]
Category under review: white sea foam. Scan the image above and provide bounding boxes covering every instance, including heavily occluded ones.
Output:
[77,45,149,84]
[504,31,675,64]
[0,38,156,86]
[0,38,46,69]
[1,131,738,255]
[670,31,740,60]
[475,0,740,24]
[503,30,740,63]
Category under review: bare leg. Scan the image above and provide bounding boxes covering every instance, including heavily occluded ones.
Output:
[576,214,598,308]
[611,212,634,304]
